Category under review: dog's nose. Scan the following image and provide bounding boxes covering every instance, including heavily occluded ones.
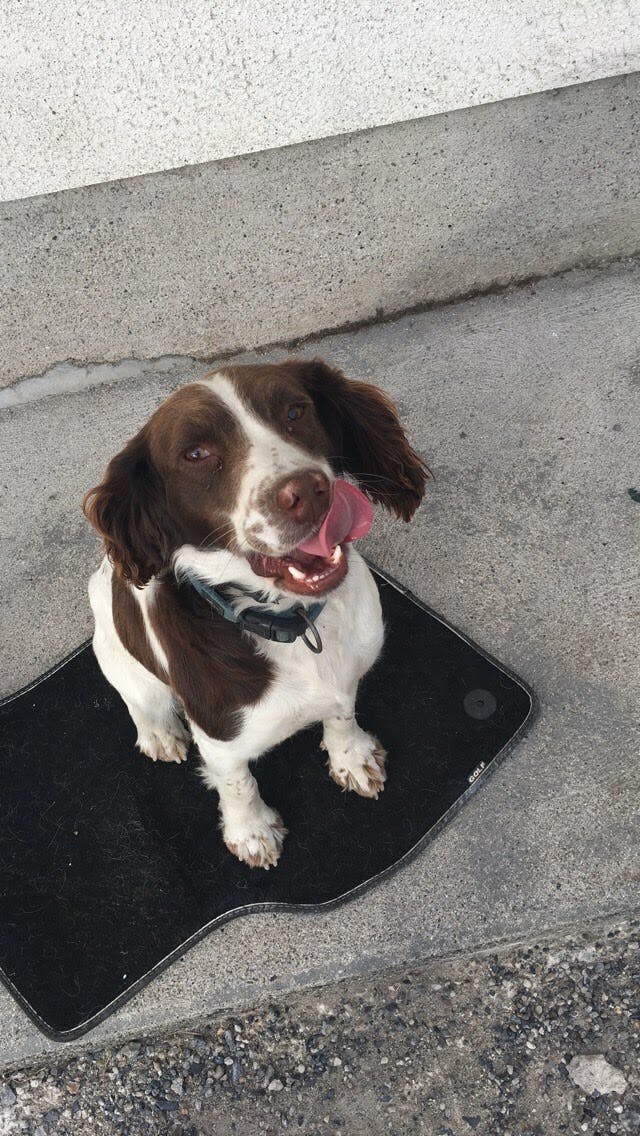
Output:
[275,471,331,526]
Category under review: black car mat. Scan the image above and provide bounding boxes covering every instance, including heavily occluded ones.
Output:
[0,568,533,1039]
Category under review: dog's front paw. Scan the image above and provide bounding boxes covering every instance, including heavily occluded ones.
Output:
[137,724,189,764]
[223,807,288,870]
[326,730,387,799]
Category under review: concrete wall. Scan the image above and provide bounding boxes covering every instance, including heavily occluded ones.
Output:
[3,1,639,201]
[2,72,639,388]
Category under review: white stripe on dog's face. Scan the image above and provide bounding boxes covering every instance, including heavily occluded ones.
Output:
[200,373,333,555]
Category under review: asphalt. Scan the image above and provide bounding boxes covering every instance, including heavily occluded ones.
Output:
[0,258,638,1070]
[1,915,638,1135]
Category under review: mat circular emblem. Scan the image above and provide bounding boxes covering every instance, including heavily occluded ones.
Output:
[463,689,497,720]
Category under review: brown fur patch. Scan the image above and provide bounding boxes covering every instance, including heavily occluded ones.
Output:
[83,384,250,584]
[111,575,167,682]
[283,358,431,520]
[83,425,175,587]
[148,384,247,551]
[142,383,251,556]
[150,576,274,741]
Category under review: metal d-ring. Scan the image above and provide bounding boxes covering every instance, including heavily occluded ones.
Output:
[295,605,323,654]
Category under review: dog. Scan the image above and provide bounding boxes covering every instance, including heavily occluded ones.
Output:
[84,358,428,868]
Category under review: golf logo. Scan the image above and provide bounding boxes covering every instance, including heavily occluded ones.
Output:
[468,760,486,784]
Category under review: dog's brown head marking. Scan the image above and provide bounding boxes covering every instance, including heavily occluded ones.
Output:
[290,358,431,522]
[83,358,430,588]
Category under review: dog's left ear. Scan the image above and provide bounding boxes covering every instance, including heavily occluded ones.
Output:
[289,357,431,521]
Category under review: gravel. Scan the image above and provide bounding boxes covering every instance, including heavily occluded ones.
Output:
[0,917,637,1135]
[568,1056,628,1097]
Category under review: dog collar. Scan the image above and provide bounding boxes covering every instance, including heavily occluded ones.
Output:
[182,571,326,653]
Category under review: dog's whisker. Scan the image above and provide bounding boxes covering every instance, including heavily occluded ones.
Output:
[340,471,396,485]
[198,523,235,550]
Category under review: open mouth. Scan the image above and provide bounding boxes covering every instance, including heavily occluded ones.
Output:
[245,478,374,596]
[247,545,348,595]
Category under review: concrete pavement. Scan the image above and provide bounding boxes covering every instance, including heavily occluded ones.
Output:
[1,258,638,1069]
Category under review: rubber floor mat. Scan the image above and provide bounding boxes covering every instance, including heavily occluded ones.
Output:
[0,568,533,1039]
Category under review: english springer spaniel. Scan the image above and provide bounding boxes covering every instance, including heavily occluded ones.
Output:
[84,358,429,868]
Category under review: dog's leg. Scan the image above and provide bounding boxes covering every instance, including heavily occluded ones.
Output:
[191,725,287,869]
[322,697,387,799]
[89,564,189,763]
[95,625,189,763]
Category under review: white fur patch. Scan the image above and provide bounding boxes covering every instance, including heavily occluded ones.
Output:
[199,372,333,554]
[137,579,170,673]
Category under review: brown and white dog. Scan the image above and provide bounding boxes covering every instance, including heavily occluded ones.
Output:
[84,358,428,869]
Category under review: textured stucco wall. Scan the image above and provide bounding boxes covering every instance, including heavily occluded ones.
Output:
[2,1,640,201]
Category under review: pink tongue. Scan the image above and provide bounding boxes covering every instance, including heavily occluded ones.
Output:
[296,479,373,558]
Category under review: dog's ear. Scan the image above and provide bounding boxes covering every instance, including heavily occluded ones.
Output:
[290,357,431,521]
[83,428,175,586]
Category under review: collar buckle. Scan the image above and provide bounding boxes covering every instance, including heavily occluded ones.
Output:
[295,605,324,653]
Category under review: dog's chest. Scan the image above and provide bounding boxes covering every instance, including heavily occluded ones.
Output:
[256,552,384,727]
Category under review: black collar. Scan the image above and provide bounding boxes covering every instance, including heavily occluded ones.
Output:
[181,571,325,653]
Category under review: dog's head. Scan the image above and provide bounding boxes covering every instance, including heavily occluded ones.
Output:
[83,358,430,595]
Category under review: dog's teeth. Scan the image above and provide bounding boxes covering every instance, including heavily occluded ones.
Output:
[330,546,343,564]
[287,565,307,581]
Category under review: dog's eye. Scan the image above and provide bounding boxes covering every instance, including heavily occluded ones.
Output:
[184,446,214,463]
[286,404,305,422]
